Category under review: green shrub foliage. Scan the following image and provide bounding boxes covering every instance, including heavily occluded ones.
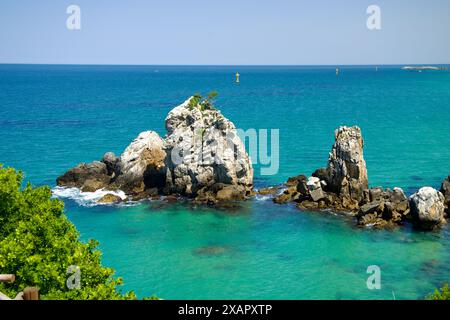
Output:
[0,164,137,300]
[427,283,450,300]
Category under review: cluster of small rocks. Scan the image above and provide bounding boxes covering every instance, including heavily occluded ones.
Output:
[357,187,409,228]
[269,126,448,230]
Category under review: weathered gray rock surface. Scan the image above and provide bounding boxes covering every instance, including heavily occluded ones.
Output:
[163,98,253,200]
[115,131,167,194]
[274,126,369,211]
[409,187,446,229]
[326,126,368,207]
[57,96,253,204]
[274,126,414,229]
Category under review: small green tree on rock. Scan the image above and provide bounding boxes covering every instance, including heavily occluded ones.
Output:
[188,91,219,111]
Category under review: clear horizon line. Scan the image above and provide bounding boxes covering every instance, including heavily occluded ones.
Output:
[1,62,450,67]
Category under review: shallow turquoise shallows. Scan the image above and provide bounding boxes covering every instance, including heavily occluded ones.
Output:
[0,65,449,299]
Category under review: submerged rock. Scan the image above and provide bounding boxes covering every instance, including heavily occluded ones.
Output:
[409,187,446,230]
[257,186,280,196]
[193,246,228,256]
[97,193,123,204]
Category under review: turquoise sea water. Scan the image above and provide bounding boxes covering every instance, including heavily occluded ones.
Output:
[0,64,449,299]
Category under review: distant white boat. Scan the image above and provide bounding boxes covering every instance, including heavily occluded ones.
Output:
[401,66,439,71]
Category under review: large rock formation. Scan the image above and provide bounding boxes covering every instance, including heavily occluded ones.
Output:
[163,98,253,200]
[273,125,412,228]
[56,96,253,204]
[274,126,369,211]
[326,126,368,207]
[409,187,446,230]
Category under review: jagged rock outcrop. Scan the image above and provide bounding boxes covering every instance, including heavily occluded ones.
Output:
[357,187,410,228]
[274,126,412,228]
[56,96,253,204]
[277,126,369,211]
[163,98,253,202]
[274,126,368,210]
[56,131,166,198]
[326,126,368,207]
[409,187,446,230]
[102,152,121,177]
[56,161,111,192]
[115,131,167,193]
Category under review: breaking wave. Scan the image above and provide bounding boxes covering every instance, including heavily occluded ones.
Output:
[51,186,128,207]
[254,185,285,201]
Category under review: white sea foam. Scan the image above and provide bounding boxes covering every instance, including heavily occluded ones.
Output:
[52,186,127,207]
[254,185,285,201]
[255,194,272,201]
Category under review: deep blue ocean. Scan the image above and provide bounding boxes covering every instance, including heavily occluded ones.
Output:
[0,64,449,299]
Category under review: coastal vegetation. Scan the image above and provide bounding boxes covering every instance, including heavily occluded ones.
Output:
[427,284,450,300]
[188,91,218,111]
[2,96,448,300]
[188,93,202,109]
[0,164,139,300]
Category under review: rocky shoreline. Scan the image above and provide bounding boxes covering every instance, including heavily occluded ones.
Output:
[268,126,449,230]
[56,96,449,231]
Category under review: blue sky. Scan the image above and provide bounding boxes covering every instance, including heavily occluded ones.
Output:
[0,0,449,65]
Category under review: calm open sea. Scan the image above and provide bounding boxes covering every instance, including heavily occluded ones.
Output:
[0,64,449,299]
